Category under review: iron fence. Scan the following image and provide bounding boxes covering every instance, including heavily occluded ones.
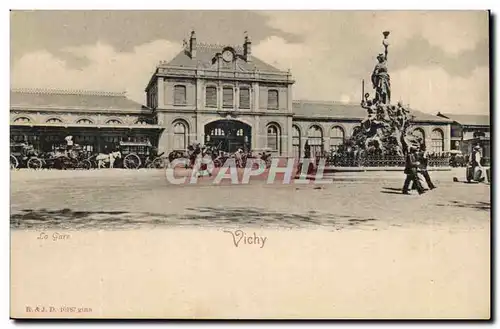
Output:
[318,153,452,168]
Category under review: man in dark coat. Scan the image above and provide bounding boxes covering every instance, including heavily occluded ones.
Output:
[416,143,436,190]
[402,146,425,195]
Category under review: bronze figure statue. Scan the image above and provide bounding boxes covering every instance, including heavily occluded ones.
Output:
[371,31,391,105]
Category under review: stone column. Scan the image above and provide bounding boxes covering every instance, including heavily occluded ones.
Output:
[252,82,259,112]
[287,83,293,114]
[157,77,165,108]
[195,78,204,143]
[235,86,239,110]
[254,115,260,151]
[287,116,293,157]
[444,124,451,152]
[217,82,222,110]
[157,113,169,154]
[196,78,203,110]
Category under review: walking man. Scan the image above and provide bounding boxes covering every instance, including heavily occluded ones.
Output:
[402,146,425,195]
[416,143,436,190]
[468,144,485,182]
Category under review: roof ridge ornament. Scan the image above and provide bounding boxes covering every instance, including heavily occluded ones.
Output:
[198,42,243,53]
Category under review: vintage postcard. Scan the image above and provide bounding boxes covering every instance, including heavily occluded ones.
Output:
[10,10,490,319]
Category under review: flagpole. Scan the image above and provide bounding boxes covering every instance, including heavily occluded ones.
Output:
[361,79,365,103]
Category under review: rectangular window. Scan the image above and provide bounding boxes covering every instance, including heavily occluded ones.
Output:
[206,86,217,108]
[267,137,277,151]
[174,134,186,150]
[431,140,444,153]
[267,89,279,110]
[223,87,234,108]
[174,85,187,106]
[450,126,462,138]
[239,88,250,109]
[267,126,278,152]
[292,138,300,158]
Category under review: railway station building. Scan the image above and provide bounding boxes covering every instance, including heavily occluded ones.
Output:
[10,31,454,158]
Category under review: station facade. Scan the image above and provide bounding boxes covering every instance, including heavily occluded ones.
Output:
[10,31,453,157]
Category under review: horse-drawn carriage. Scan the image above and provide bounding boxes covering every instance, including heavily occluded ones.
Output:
[40,145,93,170]
[10,142,44,169]
[10,142,94,170]
[167,142,273,170]
[117,141,165,169]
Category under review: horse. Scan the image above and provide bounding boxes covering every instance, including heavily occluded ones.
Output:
[167,144,206,169]
[95,151,122,169]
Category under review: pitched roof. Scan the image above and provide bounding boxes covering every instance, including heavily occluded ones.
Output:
[437,113,490,126]
[164,43,284,73]
[292,100,452,123]
[10,89,148,112]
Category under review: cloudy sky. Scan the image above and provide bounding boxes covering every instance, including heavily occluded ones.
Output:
[10,10,489,115]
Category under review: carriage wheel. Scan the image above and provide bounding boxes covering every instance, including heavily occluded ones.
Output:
[10,155,19,169]
[151,157,165,169]
[123,154,141,169]
[78,159,92,170]
[27,157,43,170]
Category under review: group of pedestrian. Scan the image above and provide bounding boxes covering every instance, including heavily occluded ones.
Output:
[402,142,436,195]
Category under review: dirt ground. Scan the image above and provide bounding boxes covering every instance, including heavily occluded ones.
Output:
[10,169,490,231]
[10,169,491,318]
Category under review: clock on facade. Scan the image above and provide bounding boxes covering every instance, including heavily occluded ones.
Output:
[222,50,234,62]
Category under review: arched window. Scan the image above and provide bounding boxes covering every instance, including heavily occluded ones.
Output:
[308,125,323,157]
[174,85,187,106]
[292,125,301,159]
[106,119,122,125]
[330,126,345,151]
[239,87,250,109]
[431,128,444,153]
[267,89,279,110]
[46,118,63,124]
[223,86,234,108]
[173,120,189,150]
[76,118,93,124]
[266,123,280,153]
[13,117,31,124]
[205,86,217,108]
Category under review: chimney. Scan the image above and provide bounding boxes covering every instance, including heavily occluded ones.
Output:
[244,32,252,62]
[189,30,197,59]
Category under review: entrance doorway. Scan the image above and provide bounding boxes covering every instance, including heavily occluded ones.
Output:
[205,120,251,153]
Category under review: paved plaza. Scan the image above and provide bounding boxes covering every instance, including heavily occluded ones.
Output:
[10,169,490,231]
[10,168,491,319]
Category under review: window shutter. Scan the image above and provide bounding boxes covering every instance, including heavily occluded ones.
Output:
[239,88,250,109]
[223,87,234,108]
[267,90,278,110]
[206,86,217,107]
[174,85,186,105]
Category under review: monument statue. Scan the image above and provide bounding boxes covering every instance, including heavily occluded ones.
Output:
[337,31,420,159]
[371,31,391,105]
